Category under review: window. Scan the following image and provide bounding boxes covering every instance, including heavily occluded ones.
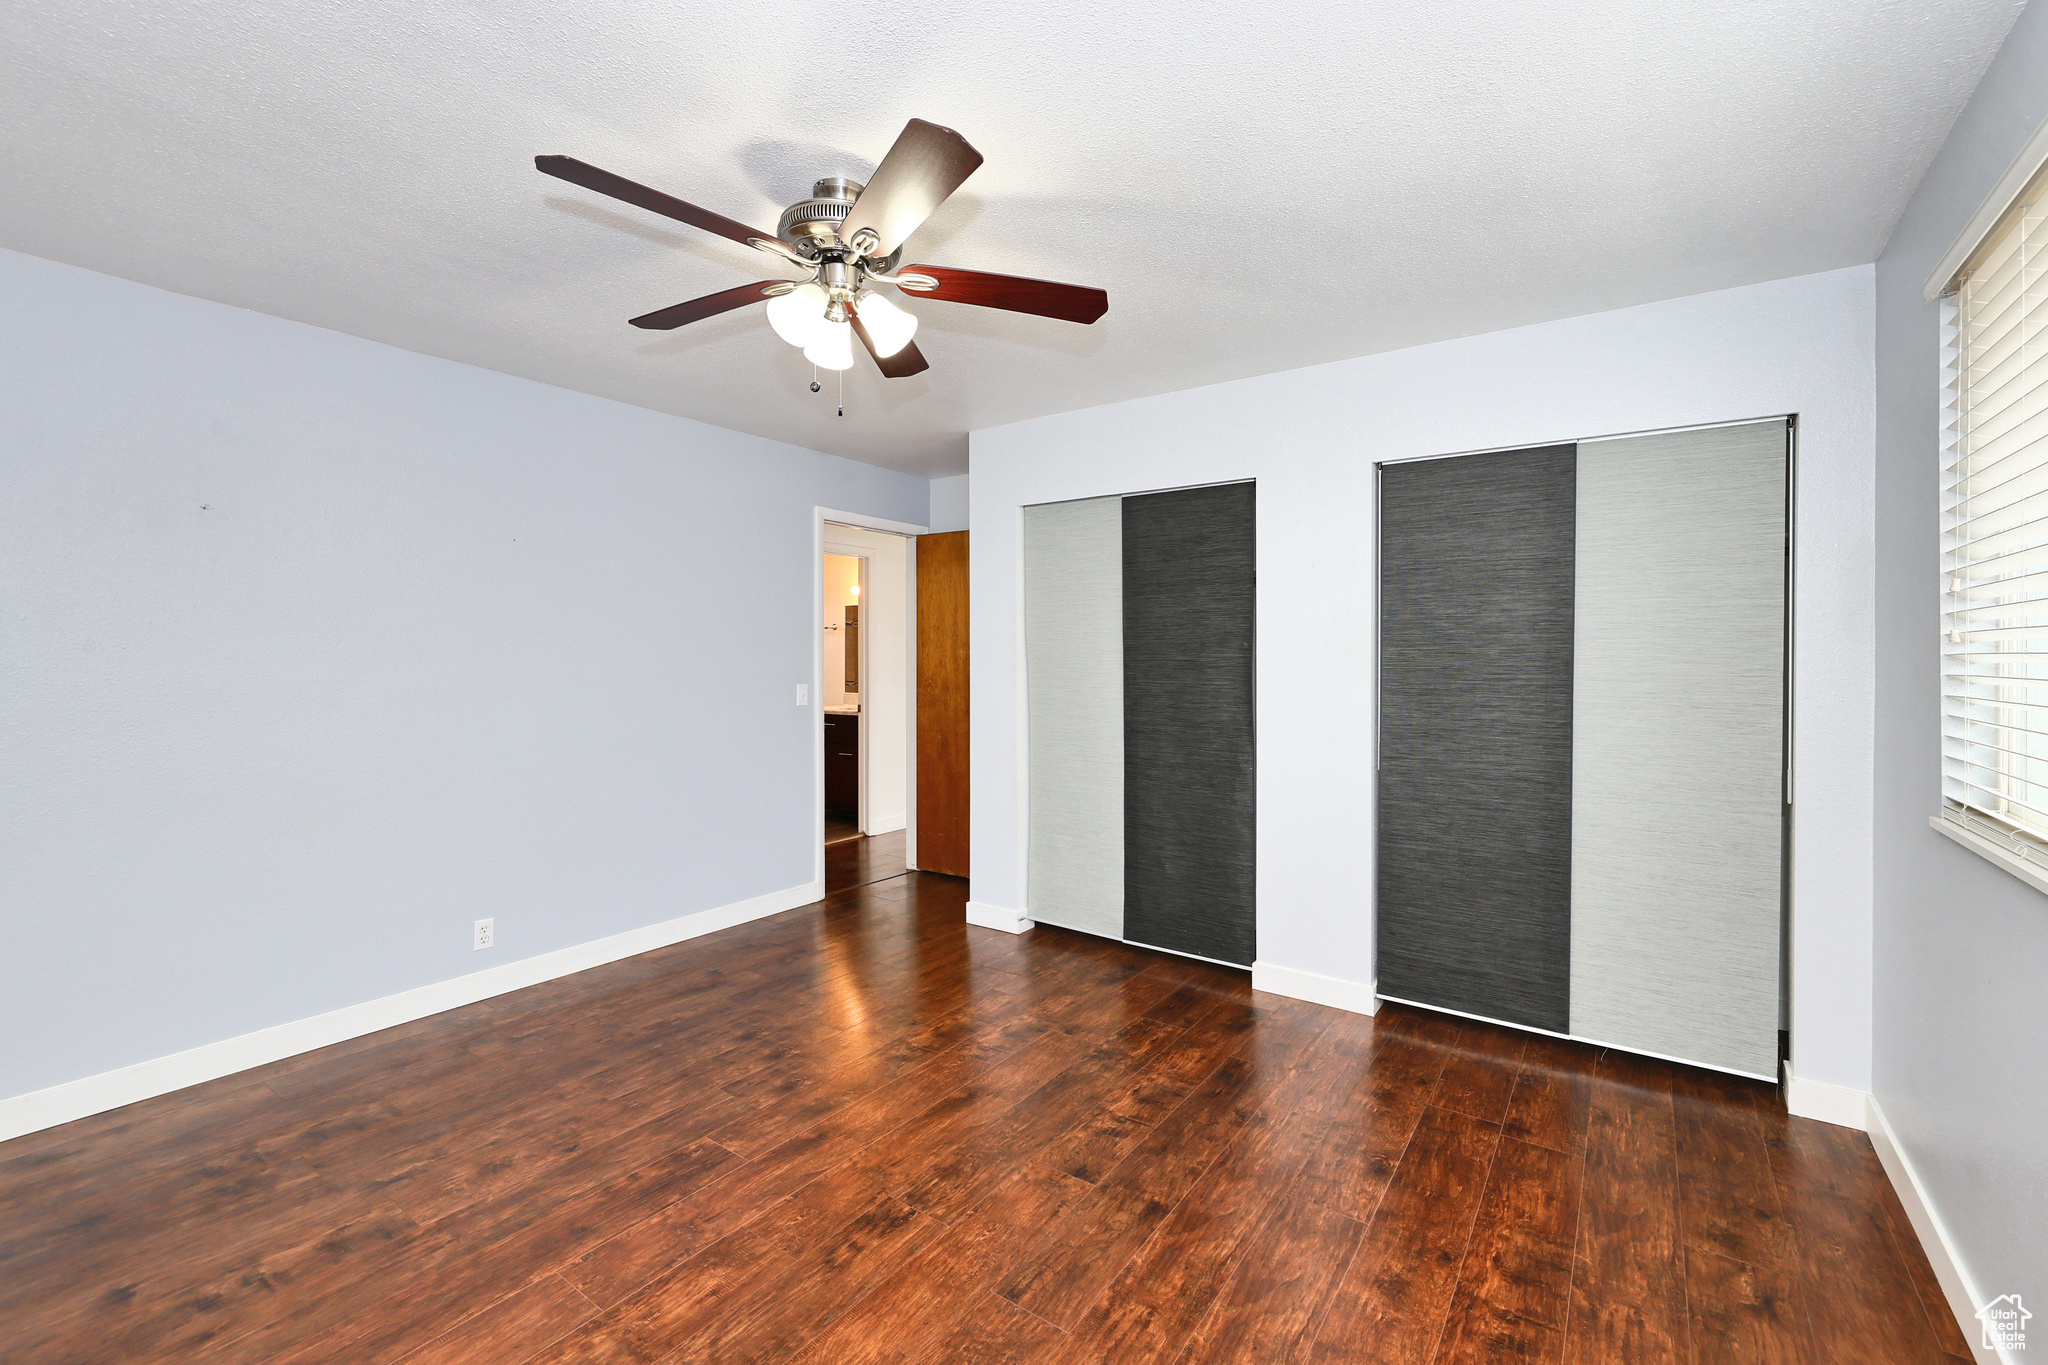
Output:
[1942,162,2048,845]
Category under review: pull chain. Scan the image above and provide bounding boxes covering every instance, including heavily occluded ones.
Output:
[837,367,844,418]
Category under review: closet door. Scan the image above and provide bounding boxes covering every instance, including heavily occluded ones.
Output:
[1377,446,1577,1032]
[1570,421,1786,1076]
[1023,499,1125,937]
[1022,481,1256,966]
[1123,482,1257,965]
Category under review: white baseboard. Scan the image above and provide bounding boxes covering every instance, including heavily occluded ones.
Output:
[965,901,1033,934]
[1251,961,1379,1016]
[1866,1094,2009,1365]
[0,879,821,1144]
[1783,1066,1870,1130]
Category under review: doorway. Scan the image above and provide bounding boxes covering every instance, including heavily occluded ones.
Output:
[821,521,911,892]
[822,550,864,845]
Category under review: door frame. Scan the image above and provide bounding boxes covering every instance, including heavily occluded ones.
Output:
[813,507,927,894]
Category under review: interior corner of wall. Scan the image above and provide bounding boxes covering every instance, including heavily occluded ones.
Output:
[964,901,1033,935]
[1251,960,1378,1017]
[1782,1063,1871,1131]
[1865,1091,2004,1364]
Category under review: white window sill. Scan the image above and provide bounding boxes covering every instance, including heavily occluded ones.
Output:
[1929,815,2048,898]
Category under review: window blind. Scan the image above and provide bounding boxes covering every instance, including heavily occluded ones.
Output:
[1942,166,2048,843]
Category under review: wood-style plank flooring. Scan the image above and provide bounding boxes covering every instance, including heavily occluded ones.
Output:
[826,829,907,895]
[1,867,1970,1364]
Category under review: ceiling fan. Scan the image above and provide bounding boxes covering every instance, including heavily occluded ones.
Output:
[536,119,1108,382]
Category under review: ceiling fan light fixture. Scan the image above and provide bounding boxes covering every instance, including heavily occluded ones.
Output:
[854,292,918,358]
[765,282,831,348]
[805,319,856,371]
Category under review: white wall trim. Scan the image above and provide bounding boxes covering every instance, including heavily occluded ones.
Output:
[819,507,930,537]
[0,879,819,1144]
[1867,1094,2010,1365]
[1929,814,2048,899]
[1252,961,1379,1016]
[1782,1063,1870,1130]
[823,524,912,837]
[965,901,1034,934]
[1924,110,2048,301]
[904,533,920,870]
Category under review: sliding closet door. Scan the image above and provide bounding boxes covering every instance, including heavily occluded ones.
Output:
[1023,499,1125,937]
[1570,421,1786,1076]
[1377,446,1577,1032]
[1123,482,1257,965]
[1023,481,1256,965]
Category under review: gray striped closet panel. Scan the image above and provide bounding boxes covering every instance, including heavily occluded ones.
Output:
[1023,497,1126,938]
[1377,445,1577,1032]
[1122,483,1257,966]
[1569,421,1786,1077]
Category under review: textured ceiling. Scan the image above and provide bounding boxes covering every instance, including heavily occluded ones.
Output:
[0,0,2023,475]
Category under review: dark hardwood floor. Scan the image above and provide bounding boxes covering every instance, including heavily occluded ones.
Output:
[825,829,907,894]
[0,868,1968,1365]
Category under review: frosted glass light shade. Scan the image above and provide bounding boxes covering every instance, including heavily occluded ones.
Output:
[854,292,918,357]
[805,319,855,370]
[766,283,830,348]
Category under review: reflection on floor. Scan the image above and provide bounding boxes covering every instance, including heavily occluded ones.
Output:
[0,866,1970,1365]
[825,814,861,845]
[825,829,908,895]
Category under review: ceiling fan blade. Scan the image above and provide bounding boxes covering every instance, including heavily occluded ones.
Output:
[851,312,931,378]
[629,281,785,330]
[897,265,1108,324]
[839,120,983,259]
[537,155,779,252]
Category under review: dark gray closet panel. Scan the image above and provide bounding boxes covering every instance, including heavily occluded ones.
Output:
[1123,482,1256,966]
[1377,446,1575,1031]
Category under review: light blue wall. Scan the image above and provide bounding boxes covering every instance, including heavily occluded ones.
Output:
[927,473,969,533]
[1874,2,2048,1314]
[0,247,928,1103]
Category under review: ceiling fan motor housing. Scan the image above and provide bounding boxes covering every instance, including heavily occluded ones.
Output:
[777,178,905,273]
[777,178,861,254]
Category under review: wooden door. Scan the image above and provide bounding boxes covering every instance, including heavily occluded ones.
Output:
[916,531,969,876]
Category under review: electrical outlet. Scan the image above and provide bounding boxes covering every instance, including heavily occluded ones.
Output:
[796,684,809,706]
[473,918,494,951]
